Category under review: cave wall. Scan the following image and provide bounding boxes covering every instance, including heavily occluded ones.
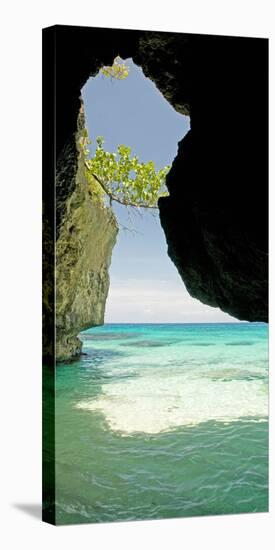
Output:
[55,107,118,361]
[54,26,142,236]
[134,33,268,321]
[43,26,139,362]
[43,26,268,362]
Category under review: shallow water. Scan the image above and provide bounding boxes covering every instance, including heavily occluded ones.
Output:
[55,323,268,524]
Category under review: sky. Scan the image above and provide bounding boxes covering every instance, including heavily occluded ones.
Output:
[82,59,237,323]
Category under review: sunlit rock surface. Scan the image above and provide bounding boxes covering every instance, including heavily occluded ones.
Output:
[55,109,118,361]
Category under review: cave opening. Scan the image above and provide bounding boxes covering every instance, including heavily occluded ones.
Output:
[81,57,235,324]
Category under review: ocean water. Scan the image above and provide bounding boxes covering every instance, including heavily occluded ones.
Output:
[55,323,268,524]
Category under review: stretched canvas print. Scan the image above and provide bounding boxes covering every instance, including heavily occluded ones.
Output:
[42,25,268,525]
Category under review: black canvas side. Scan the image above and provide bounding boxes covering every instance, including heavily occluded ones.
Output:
[42,25,56,526]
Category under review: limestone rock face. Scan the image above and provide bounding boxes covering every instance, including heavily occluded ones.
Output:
[55,111,118,361]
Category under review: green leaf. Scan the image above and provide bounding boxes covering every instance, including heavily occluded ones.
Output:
[84,134,170,208]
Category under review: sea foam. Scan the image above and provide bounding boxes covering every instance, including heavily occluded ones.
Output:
[75,367,268,435]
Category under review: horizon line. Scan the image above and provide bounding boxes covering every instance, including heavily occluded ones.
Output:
[99,321,267,325]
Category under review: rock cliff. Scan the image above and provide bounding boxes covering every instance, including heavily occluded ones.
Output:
[134,33,268,321]
[55,108,118,361]
[43,26,268,363]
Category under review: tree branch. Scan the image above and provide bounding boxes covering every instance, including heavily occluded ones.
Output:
[85,162,158,210]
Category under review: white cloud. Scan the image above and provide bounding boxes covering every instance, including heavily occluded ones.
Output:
[105,278,238,323]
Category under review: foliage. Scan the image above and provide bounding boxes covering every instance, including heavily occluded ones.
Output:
[80,57,170,209]
[84,136,170,209]
[100,56,130,80]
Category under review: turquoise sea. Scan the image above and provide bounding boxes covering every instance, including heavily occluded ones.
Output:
[55,323,268,524]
